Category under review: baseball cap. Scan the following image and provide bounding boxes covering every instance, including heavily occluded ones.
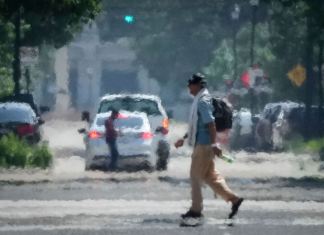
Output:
[187,73,207,86]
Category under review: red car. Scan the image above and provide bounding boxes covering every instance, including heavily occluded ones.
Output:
[0,102,44,144]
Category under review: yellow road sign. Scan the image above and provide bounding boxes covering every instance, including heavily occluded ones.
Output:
[287,64,306,87]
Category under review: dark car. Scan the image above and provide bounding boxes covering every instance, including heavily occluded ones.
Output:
[255,101,324,151]
[255,101,303,151]
[0,102,44,144]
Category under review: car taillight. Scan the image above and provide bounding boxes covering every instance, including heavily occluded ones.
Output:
[88,131,102,139]
[162,118,169,135]
[17,124,34,136]
[141,132,153,140]
[117,113,128,119]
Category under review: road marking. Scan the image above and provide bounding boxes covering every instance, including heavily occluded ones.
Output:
[0,200,324,219]
[0,200,324,232]
[0,218,323,232]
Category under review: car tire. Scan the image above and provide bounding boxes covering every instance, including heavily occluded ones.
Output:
[85,164,94,171]
[142,161,154,172]
[156,140,170,171]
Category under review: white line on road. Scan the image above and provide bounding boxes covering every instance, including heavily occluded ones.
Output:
[0,200,324,219]
[0,218,324,232]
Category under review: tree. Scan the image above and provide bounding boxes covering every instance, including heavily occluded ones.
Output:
[98,0,256,85]
[0,0,102,96]
[0,19,14,98]
[96,0,323,112]
[266,0,324,137]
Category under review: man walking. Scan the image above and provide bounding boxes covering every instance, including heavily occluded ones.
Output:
[105,109,120,171]
[175,73,244,221]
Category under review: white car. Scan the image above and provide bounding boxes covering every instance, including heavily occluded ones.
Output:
[81,94,171,171]
[81,111,161,171]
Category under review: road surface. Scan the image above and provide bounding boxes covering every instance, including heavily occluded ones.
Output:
[0,118,324,235]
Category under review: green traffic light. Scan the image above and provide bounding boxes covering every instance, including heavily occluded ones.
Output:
[124,15,135,24]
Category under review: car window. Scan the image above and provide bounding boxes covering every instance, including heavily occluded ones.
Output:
[115,117,144,130]
[98,98,161,116]
[96,116,144,130]
[0,107,34,123]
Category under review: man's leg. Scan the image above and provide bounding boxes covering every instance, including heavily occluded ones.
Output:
[203,146,244,218]
[190,145,211,213]
[205,164,238,202]
[202,147,238,201]
[190,147,203,213]
[108,140,119,169]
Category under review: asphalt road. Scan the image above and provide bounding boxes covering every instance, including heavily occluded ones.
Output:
[0,118,324,235]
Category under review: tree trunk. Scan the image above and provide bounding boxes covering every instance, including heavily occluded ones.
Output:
[318,39,323,135]
[250,6,257,66]
[233,27,238,81]
[13,7,21,96]
[303,17,315,139]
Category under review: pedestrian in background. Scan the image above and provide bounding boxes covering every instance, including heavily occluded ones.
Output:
[105,109,120,171]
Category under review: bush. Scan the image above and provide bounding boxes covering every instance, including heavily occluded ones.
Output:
[28,144,52,169]
[0,134,52,169]
[285,136,324,161]
[305,138,324,153]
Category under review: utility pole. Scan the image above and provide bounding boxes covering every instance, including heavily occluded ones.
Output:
[25,67,31,94]
[249,0,259,66]
[231,4,240,81]
[304,16,315,139]
[318,36,323,135]
[13,6,22,96]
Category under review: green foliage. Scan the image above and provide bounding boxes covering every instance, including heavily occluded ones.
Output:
[0,0,102,96]
[0,134,52,169]
[97,0,246,86]
[266,0,324,102]
[97,0,323,105]
[204,22,276,85]
[0,134,32,168]
[0,0,102,48]
[284,135,324,156]
[0,19,14,98]
[0,71,14,98]
[28,144,52,169]
[306,138,324,153]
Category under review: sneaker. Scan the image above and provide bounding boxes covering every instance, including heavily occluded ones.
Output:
[229,198,244,219]
[181,210,203,219]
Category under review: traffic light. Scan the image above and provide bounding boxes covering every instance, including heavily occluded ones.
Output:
[124,15,135,24]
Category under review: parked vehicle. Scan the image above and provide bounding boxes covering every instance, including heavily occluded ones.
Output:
[0,102,44,144]
[80,111,161,171]
[0,94,51,117]
[255,101,304,151]
[81,94,171,170]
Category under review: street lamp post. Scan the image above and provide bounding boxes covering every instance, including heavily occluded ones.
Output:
[231,4,240,81]
[250,0,259,66]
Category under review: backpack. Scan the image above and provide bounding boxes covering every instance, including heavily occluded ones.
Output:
[211,98,233,132]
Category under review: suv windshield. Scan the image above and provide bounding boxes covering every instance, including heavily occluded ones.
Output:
[98,97,161,116]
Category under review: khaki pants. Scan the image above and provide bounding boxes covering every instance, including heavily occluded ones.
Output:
[190,145,237,213]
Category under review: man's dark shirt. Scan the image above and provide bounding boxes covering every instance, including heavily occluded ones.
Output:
[105,117,117,142]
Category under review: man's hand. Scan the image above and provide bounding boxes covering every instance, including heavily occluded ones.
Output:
[174,139,185,148]
[212,145,222,157]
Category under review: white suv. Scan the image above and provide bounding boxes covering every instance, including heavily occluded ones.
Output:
[81,94,170,171]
